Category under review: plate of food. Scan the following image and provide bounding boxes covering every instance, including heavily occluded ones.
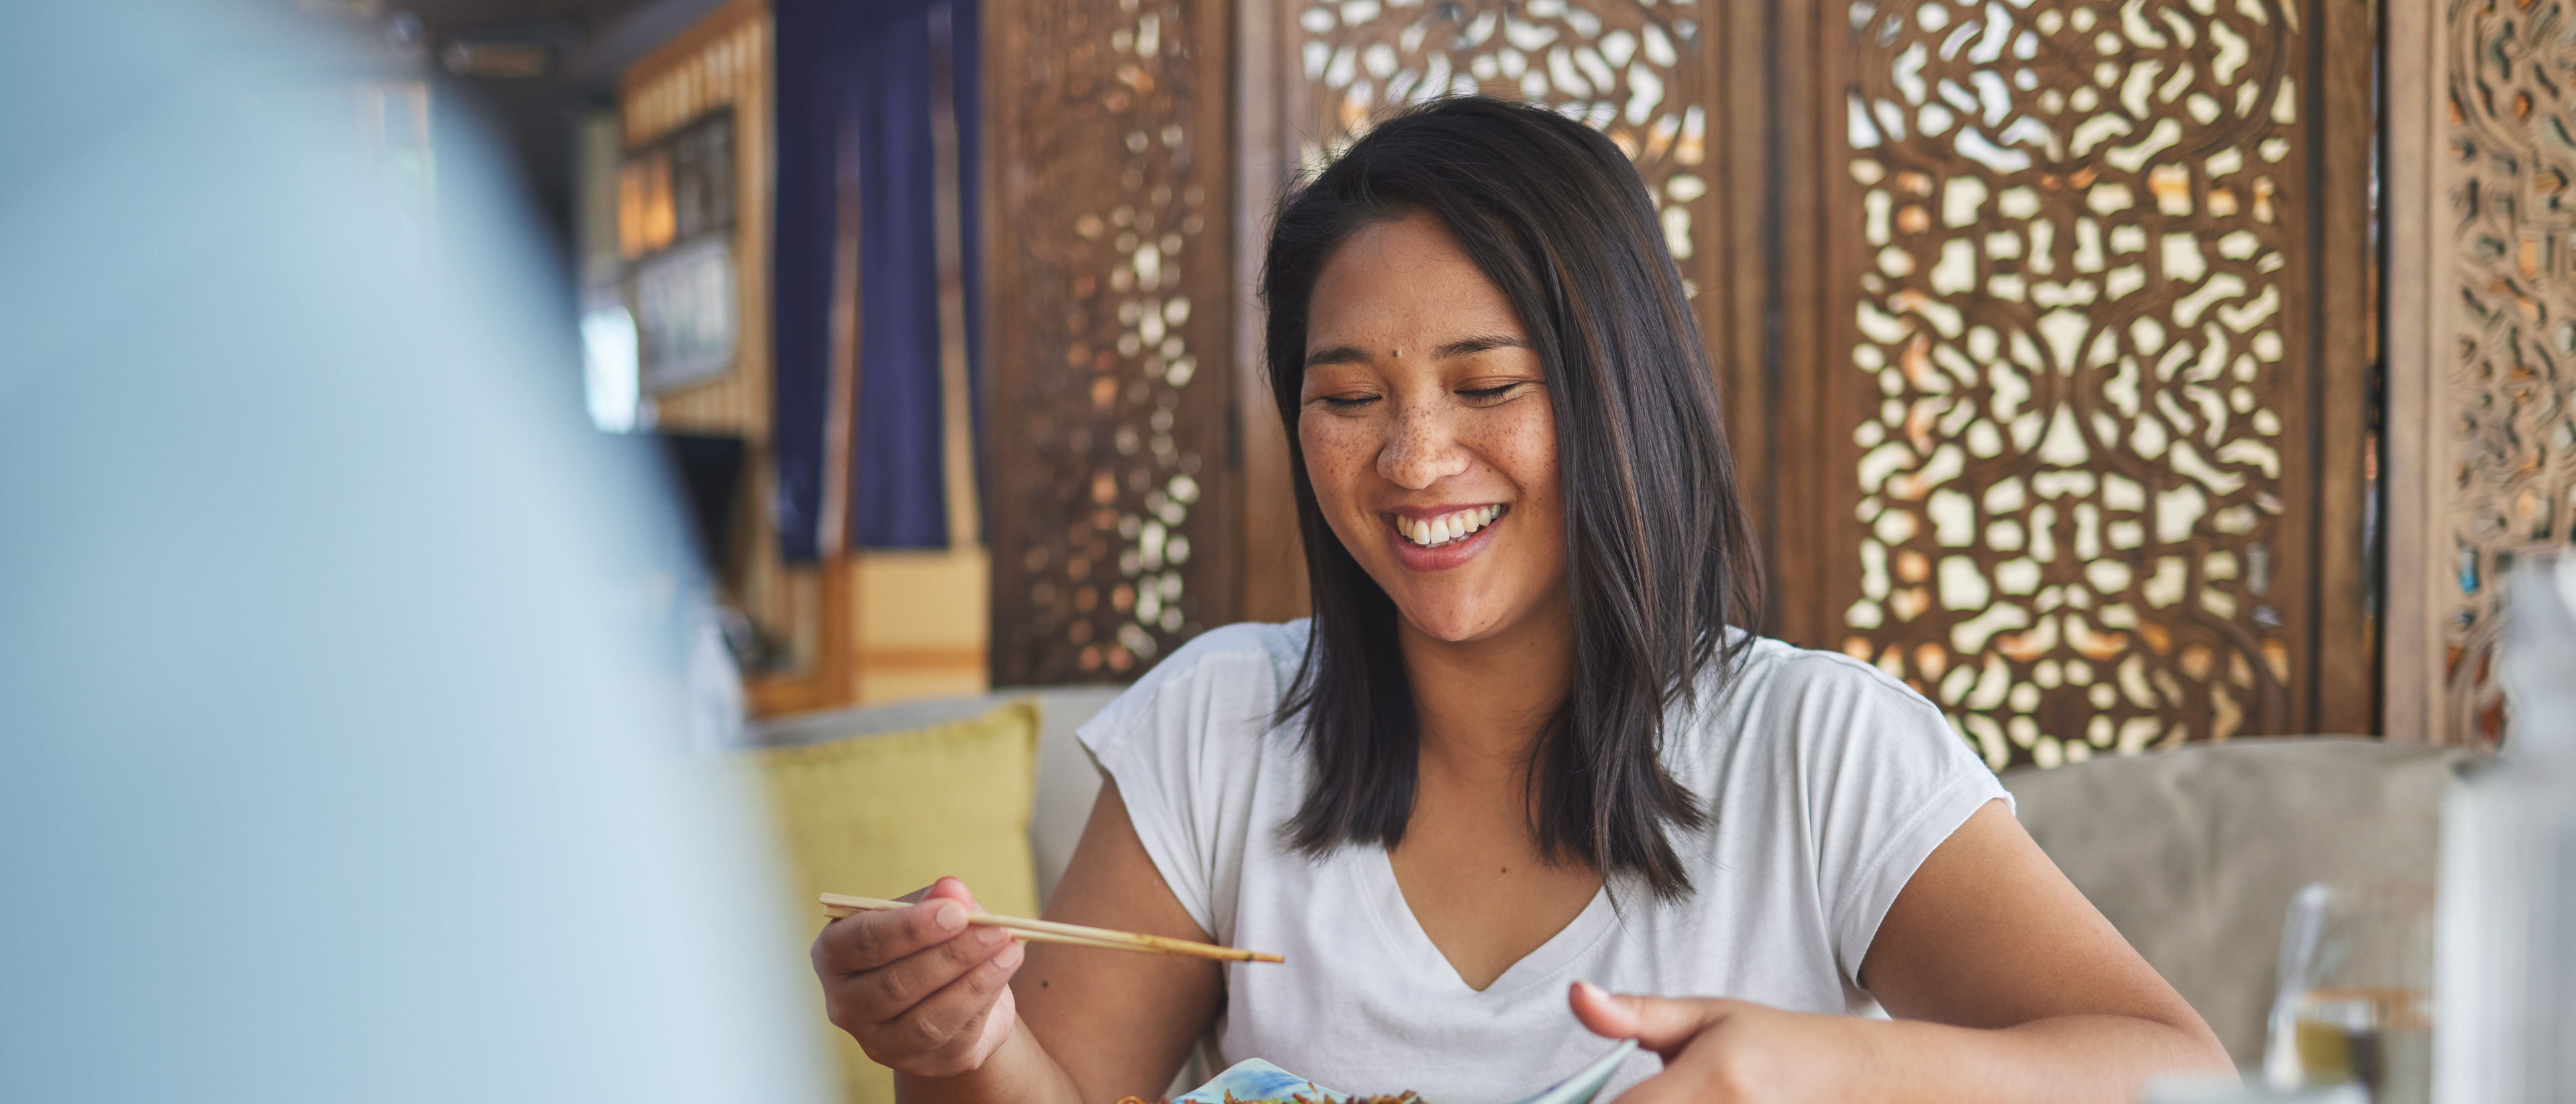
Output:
[1124,1038,1640,1104]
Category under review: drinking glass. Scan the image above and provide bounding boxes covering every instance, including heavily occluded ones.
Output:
[2262,883,2436,1104]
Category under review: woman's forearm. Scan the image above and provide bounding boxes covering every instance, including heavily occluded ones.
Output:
[1848,1013,2236,1104]
[1576,980,2234,1103]
[894,1016,1088,1104]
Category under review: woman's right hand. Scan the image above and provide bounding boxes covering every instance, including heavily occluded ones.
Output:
[812,876,1028,1078]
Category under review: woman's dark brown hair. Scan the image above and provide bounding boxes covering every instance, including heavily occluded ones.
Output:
[1261,97,1764,900]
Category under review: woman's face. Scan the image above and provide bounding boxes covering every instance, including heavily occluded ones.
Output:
[1298,211,1566,645]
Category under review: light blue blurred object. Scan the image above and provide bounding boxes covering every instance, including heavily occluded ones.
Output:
[1177,1040,1638,1104]
[0,1,825,1101]
[2432,557,2576,1103]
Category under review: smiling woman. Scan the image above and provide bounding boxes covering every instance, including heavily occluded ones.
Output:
[1262,99,1760,905]
[810,97,2234,1104]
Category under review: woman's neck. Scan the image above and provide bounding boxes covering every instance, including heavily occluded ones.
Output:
[1396,594,1576,784]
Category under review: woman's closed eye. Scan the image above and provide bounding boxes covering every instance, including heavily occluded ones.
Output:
[1458,381,1537,404]
[1310,392,1380,410]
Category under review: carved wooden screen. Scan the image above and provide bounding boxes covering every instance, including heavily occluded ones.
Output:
[2386,0,2576,747]
[1790,0,2373,768]
[2434,0,2548,745]
[984,0,1241,683]
[2455,0,2576,749]
[1275,0,1719,240]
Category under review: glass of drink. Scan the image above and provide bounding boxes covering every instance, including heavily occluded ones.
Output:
[2262,883,2436,1104]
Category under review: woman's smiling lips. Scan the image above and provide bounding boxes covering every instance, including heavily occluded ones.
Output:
[1382,504,1509,571]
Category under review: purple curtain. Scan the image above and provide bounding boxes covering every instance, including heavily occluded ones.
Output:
[771,0,983,559]
[768,0,841,562]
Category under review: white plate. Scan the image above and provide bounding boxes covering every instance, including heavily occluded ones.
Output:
[1171,1039,1640,1104]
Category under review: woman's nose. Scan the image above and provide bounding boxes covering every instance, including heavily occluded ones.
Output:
[1377,404,1472,489]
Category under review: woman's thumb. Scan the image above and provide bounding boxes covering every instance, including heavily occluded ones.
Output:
[1568,981,1724,1057]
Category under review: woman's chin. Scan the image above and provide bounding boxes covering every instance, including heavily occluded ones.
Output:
[1392,601,1514,645]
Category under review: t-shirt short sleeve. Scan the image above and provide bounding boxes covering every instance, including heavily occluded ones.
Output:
[1072,622,1301,944]
[1765,651,2012,987]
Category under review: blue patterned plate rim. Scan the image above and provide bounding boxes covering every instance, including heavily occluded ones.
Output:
[1169,1039,1639,1104]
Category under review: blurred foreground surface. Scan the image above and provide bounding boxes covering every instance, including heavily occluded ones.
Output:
[0,3,826,1099]
[2433,560,2576,1103]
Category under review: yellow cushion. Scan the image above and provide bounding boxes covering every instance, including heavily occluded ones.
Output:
[753,700,1042,1104]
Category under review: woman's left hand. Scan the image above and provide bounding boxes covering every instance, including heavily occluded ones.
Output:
[1568,980,1866,1103]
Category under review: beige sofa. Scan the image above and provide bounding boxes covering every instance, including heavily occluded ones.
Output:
[2000,737,2465,1060]
[756,692,2466,1065]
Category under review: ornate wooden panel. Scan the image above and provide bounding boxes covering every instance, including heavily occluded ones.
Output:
[2426,0,2576,746]
[1279,0,1717,262]
[1807,0,2372,768]
[984,0,1240,683]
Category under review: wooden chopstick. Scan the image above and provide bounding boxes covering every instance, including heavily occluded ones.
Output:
[818,893,1285,963]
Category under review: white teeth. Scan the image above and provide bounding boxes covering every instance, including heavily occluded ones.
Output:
[1399,506,1507,547]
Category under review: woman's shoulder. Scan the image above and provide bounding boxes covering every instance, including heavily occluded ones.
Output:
[1678,632,1966,774]
[1075,620,1311,755]
[1699,633,1941,717]
[1683,638,2007,986]
[1127,619,1311,698]
[1071,622,1314,943]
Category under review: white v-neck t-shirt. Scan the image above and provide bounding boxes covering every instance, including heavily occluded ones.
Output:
[1075,620,2009,1103]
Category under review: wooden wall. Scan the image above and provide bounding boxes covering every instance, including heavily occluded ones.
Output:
[1770,0,2377,765]
[2385,0,2576,747]
[981,0,1243,684]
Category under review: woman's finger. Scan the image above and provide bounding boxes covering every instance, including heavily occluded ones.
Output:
[888,937,1026,1056]
[817,897,972,976]
[1569,981,1734,1058]
[845,875,988,980]
[1569,979,1642,1038]
[857,924,1016,1017]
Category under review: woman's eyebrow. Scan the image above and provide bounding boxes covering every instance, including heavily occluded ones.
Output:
[1434,333,1528,358]
[1303,344,1371,368]
[1302,335,1525,368]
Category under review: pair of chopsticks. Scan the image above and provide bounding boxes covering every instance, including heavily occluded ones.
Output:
[819,893,1285,964]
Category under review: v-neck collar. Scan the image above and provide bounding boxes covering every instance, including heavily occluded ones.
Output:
[1350,846,1619,999]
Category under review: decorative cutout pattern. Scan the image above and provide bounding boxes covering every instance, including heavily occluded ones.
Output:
[988,0,1231,683]
[1289,0,1713,270]
[1839,0,2306,769]
[2443,0,2576,747]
